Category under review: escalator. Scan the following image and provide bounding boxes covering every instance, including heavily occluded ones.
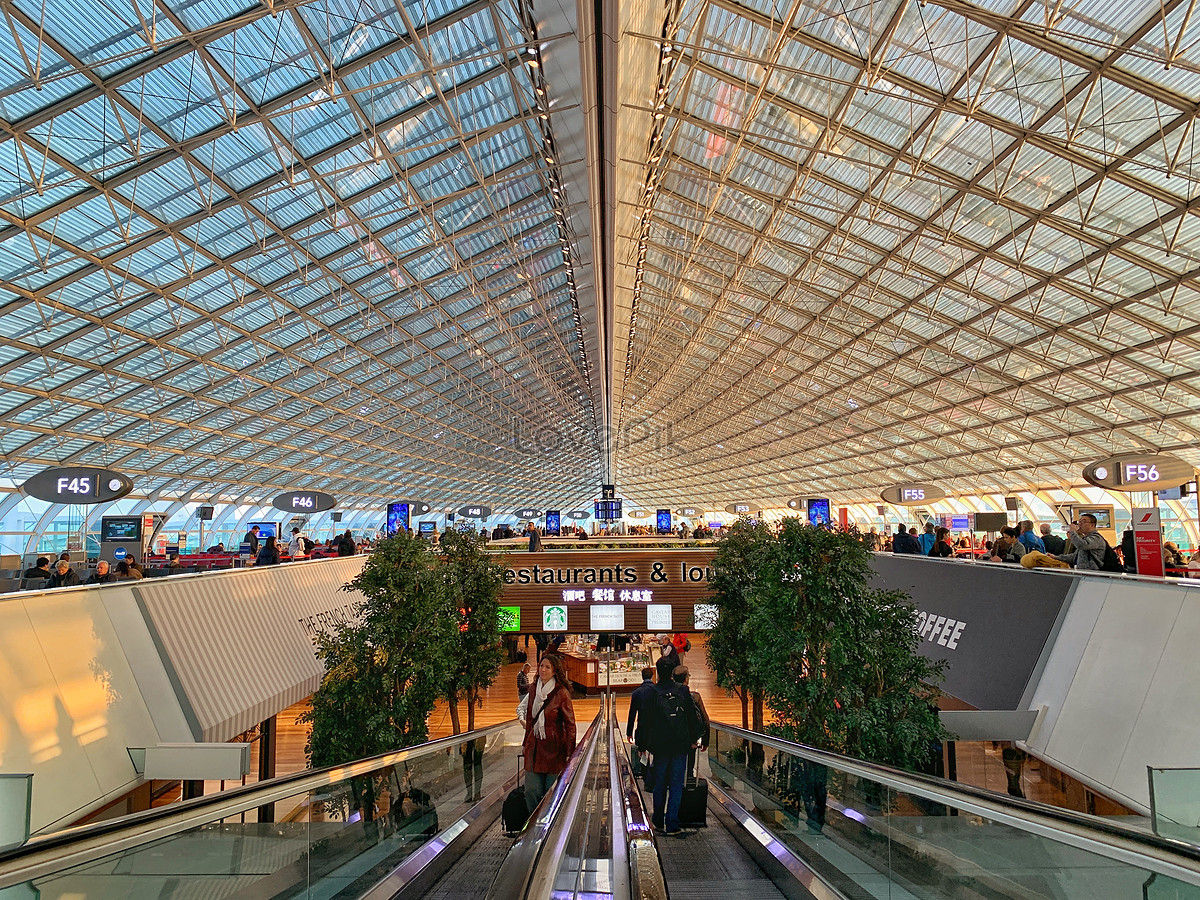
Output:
[630,719,1200,900]
[8,706,1200,900]
[0,714,603,900]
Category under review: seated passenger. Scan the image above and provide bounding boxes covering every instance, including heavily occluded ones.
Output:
[23,557,53,585]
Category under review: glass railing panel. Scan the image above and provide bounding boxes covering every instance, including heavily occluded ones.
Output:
[1150,768,1200,846]
[547,701,618,900]
[709,726,1200,900]
[5,723,524,900]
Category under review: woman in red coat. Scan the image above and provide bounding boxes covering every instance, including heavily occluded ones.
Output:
[520,654,577,815]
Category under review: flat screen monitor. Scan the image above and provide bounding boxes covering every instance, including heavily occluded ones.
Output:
[1076,508,1112,530]
[972,512,1008,532]
[656,509,672,534]
[101,516,142,542]
[418,521,436,535]
[248,522,278,538]
[594,499,623,521]
[387,501,410,535]
[1158,486,1184,501]
[951,514,970,531]
[545,510,561,536]
[807,498,831,526]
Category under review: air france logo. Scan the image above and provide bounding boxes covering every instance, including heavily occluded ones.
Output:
[916,610,967,650]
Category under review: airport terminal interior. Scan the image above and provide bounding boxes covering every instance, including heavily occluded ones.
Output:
[4,0,1200,895]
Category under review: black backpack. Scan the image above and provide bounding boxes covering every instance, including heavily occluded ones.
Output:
[1095,541,1123,572]
[301,536,315,553]
[656,688,698,752]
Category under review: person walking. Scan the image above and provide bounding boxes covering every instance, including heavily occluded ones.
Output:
[518,654,576,816]
[648,657,703,835]
[516,663,532,700]
[625,666,657,761]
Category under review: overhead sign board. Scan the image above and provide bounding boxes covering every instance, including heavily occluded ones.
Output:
[21,467,133,504]
[566,510,590,520]
[408,501,432,515]
[498,549,715,633]
[458,504,492,519]
[272,490,336,513]
[786,498,804,510]
[627,509,651,519]
[514,507,542,519]
[1083,455,1194,491]
[724,501,760,515]
[880,484,945,506]
[675,506,702,517]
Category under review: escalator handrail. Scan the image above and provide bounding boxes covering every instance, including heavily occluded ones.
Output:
[486,711,603,900]
[0,719,519,886]
[711,721,1200,882]
[609,706,669,900]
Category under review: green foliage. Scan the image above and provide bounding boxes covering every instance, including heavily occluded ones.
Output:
[715,519,947,770]
[707,518,774,725]
[301,532,459,767]
[439,527,508,731]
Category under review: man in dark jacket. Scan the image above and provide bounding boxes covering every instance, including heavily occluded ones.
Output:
[22,557,52,586]
[625,667,657,749]
[337,530,356,556]
[648,657,703,834]
[891,524,923,554]
[86,560,117,584]
[243,525,261,556]
[48,559,81,588]
[1039,524,1065,555]
[656,634,681,672]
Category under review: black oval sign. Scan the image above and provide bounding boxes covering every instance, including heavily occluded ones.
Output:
[408,500,432,515]
[566,510,590,520]
[1083,454,1194,491]
[272,490,336,513]
[21,467,133,504]
[626,508,651,519]
[514,507,541,518]
[458,504,492,519]
[786,497,804,510]
[725,501,760,515]
[880,484,945,506]
[676,507,702,517]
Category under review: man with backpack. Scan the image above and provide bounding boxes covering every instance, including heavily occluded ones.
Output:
[1053,514,1115,571]
[648,657,703,835]
[288,527,313,560]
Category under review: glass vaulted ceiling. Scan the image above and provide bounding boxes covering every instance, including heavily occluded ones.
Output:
[614,0,1200,509]
[0,0,598,508]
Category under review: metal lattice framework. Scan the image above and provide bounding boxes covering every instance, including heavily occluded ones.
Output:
[0,0,599,510]
[3,0,1200,514]
[614,0,1200,509]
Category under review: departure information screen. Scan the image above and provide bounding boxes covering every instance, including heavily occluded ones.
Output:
[594,500,623,521]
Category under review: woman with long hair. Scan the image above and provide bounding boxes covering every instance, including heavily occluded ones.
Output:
[518,653,576,815]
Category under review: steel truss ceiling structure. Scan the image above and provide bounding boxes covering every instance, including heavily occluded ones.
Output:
[0,0,599,509]
[614,0,1200,509]
[3,0,1200,514]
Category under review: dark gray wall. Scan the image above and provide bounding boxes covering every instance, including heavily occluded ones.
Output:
[869,556,1074,710]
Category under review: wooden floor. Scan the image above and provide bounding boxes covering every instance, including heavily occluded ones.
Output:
[158,634,1070,811]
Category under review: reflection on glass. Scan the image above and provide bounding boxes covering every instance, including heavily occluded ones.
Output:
[17,726,522,900]
[709,727,1198,900]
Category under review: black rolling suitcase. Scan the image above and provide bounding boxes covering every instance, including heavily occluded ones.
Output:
[679,777,708,827]
[502,754,528,834]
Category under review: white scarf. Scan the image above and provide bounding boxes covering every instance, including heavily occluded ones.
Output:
[528,676,556,740]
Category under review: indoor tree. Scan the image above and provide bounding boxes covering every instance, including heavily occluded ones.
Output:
[439,526,508,733]
[746,518,946,770]
[302,531,459,767]
[706,517,773,731]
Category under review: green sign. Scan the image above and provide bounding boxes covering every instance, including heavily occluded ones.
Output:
[498,606,521,631]
[543,605,568,631]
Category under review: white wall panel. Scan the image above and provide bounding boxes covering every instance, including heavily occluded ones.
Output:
[0,556,366,833]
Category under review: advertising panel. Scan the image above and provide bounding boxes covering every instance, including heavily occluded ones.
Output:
[868,555,1073,709]
[1133,507,1165,578]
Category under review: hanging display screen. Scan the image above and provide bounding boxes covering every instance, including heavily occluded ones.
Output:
[807,498,831,526]
[656,509,672,534]
[594,499,623,521]
[387,502,410,535]
[545,510,561,536]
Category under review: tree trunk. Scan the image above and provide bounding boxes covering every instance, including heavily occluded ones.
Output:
[466,687,477,732]
[448,689,462,734]
[740,690,749,730]
[751,691,765,732]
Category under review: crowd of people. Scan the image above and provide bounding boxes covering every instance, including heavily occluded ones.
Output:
[865,517,1196,573]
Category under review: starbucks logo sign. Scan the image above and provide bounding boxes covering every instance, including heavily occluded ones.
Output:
[543,605,568,631]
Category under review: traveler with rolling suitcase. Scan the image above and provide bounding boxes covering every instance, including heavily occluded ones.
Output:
[647,659,705,835]
[518,654,577,817]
